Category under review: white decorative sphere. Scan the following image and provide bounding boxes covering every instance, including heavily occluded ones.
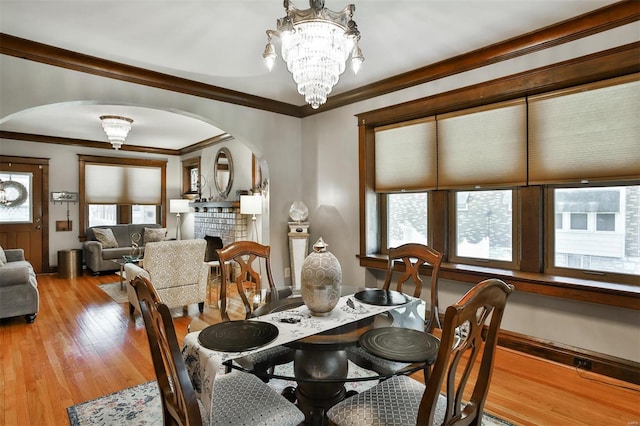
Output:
[289,201,309,222]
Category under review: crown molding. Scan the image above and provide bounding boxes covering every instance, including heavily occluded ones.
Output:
[0,131,179,156]
[303,0,640,116]
[0,1,637,119]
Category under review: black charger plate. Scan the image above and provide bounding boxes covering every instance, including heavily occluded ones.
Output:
[198,320,279,352]
[353,289,410,306]
[359,327,440,363]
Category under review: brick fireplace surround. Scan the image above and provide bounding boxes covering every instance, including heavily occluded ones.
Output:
[192,203,249,246]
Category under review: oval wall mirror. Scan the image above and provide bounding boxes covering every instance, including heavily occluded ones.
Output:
[214,147,233,199]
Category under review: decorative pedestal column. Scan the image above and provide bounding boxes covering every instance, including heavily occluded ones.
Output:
[288,222,309,290]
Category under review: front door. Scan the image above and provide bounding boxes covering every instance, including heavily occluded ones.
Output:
[0,157,49,273]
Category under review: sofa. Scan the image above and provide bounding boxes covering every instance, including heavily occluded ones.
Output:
[83,223,165,275]
[0,247,39,323]
[124,239,208,315]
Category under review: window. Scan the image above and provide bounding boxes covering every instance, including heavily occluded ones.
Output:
[596,214,615,232]
[570,213,588,230]
[88,204,117,227]
[550,185,639,279]
[88,204,159,227]
[189,168,199,193]
[359,71,639,293]
[79,155,166,240]
[555,213,563,229]
[386,193,428,248]
[452,189,515,265]
[182,157,201,196]
[0,171,32,223]
[132,205,157,224]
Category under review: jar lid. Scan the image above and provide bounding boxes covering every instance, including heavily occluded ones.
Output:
[312,237,328,253]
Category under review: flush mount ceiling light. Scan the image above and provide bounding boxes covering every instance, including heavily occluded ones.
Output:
[263,0,364,109]
[99,115,133,150]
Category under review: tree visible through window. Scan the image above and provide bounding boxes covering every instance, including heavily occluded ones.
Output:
[387,193,428,248]
[455,190,513,262]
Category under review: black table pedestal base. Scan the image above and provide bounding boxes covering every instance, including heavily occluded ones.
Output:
[293,348,349,426]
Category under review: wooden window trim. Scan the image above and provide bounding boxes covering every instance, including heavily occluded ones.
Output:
[78,154,167,242]
[181,156,200,196]
[357,254,639,310]
[357,45,640,310]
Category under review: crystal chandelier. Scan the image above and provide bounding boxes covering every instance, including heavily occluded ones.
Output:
[263,0,364,109]
[99,115,133,150]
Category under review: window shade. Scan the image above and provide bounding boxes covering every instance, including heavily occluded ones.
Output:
[374,117,437,192]
[85,164,162,204]
[528,74,640,184]
[437,99,527,189]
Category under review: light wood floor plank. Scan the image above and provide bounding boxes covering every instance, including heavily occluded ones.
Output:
[0,272,638,425]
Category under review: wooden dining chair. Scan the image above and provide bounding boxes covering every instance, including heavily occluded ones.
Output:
[131,275,305,426]
[215,240,291,321]
[347,243,444,379]
[132,275,207,426]
[328,278,514,426]
[215,240,294,377]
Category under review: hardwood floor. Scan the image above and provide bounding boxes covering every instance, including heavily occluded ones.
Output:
[1,272,638,426]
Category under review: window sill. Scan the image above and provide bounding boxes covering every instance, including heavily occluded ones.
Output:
[357,254,639,310]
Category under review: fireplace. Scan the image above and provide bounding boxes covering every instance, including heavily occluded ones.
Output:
[191,202,248,246]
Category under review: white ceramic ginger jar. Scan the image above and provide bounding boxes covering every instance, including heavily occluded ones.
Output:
[301,237,342,316]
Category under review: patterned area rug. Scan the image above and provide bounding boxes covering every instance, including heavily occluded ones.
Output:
[67,363,514,426]
[98,282,128,304]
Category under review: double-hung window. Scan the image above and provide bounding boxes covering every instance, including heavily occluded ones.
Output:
[80,155,167,234]
[548,185,639,281]
[440,100,526,269]
[528,75,640,284]
[375,118,436,252]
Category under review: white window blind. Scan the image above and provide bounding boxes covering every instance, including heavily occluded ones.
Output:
[437,99,527,189]
[528,74,640,184]
[85,164,162,204]
[374,117,437,192]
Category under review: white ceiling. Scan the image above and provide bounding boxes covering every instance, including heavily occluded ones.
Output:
[0,0,620,150]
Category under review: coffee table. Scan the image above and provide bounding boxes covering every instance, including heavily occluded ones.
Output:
[112,256,142,290]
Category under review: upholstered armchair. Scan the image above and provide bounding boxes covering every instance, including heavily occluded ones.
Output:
[0,247,39,323]
[125,239,208,316]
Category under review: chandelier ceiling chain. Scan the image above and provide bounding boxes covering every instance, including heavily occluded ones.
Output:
[99,115,134,150]
[263,0,364,109]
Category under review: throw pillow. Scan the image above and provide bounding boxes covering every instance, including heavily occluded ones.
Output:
[144,227,167,243]
[0,245,6,267]
[93,228,119,248]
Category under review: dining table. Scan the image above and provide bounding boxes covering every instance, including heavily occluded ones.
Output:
[181,286,438,425]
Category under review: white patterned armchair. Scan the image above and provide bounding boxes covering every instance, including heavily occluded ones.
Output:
[125,239,208,316]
